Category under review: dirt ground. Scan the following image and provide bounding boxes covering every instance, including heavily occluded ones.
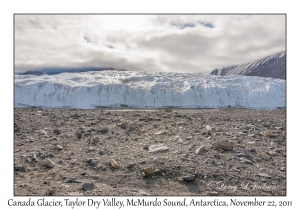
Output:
[13,107,286,196]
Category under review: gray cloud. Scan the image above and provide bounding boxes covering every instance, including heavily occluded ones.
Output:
[15,15,285,74]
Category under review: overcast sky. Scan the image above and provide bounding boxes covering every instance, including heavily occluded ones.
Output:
[15,14,285,74]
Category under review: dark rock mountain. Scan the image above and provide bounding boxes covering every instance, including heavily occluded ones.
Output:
[210,52,286,79]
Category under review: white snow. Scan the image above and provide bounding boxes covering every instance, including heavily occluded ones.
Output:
[14,70,286,109]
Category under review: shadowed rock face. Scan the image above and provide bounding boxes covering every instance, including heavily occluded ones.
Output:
[210,52,286,80]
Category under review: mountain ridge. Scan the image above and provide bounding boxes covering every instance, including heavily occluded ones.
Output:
[210,52,286,79]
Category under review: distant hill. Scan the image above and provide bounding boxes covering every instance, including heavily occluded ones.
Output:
[210,52,286,79]
[17,67,126,76]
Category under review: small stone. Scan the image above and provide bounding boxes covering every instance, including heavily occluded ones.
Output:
[215,140,233,151]
[208,191,219,196]
[154,169,162,174]
[86,158,94,163]
[90,160,98,166]
[236,153,252,160]
[182,175,195,181]
[29,152,36,158]
[258,173,272,179]
[240,157,253,164]
[279,167,286,171]
[45,159,56,168]
[98,127,109,134]
[53,129,60,135]
[25,158,32,163]
[214,154,221,159]
[40,130,47,135]
[82,182,95,191]
[143,167,155,176]
[127,163,136,168]
[68,192,84,196]
[92,137,100,144]
[262,131,276,138]
[71,159,77,165]
[80,171,86,175]
[118,123,126,129]
[195,145,207,154]
[55,145,63,150]
[14,164,26,172]
[149,144,169,153]
[110,159,120,169]
[142,144,149,149]
[46,188,56,196]
[155,131,166,135]
[267,150,276,156]
[77,133,82,140]
[126,127,136,133]
[152,157,164,164]
[99,150,105,155]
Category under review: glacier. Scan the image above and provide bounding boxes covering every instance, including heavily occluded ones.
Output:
[14,71,286,109]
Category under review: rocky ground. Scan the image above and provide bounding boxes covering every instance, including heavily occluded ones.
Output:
[14,107,286,196]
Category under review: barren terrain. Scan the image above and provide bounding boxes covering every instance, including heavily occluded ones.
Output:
[14,108,286,196]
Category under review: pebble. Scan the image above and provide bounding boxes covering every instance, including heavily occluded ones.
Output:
[40,130,47,135]
[92,137,100,144]
[215,140,233,151]
[208,191,219,196]
[262,131,276,138]
[127,163,136,168]
[98,127,109,134]
[182,175,195,181]
[142,144,149,149]
[82,182,95,191]
[195,145,207,155]
[155,131,166,135]
[267,150,276,156]
[55,145,63,150]
[143,167,155,176]
[68,192,84,196]
[258,173,272,179]
[152,157,164,164]
[240,157,254,164]
[45,159,56,168]
[149,144,169,153]
[14,164,26,172]
[236,153,252,160]
[110,159,120,169]
[126,127,136,133]
[53,129,60,134]
[77,133,82,140]
[118,123,126,129]
[90,160,98,166]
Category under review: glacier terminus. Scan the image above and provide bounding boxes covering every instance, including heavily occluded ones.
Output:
[14,71,286,109]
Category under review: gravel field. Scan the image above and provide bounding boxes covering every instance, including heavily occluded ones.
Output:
[14,107,286,196]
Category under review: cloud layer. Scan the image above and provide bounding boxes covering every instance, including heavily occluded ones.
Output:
[15,15,285,74]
